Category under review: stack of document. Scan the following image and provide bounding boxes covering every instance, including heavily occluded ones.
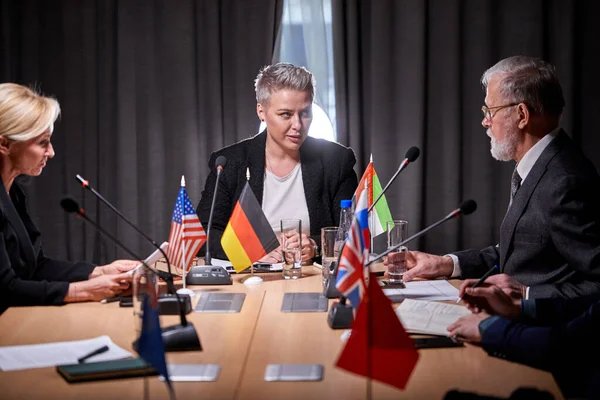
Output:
[0,336,131,371]
[395,299,471,336]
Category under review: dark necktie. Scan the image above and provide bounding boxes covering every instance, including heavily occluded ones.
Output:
[509,168,522,208]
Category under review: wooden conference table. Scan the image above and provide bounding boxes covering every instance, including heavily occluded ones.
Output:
[0,266,563,400]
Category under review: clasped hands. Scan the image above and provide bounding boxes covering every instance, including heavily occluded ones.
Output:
[259,232,317,264]
[384,250,527,343]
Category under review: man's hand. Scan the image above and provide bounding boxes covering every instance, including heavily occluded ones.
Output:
[398,251,454,282]
[446,312,491,344]
[458,279,521,318]
[473,273,527,302]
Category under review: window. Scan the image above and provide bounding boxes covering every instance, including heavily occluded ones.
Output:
[268,0,336,142]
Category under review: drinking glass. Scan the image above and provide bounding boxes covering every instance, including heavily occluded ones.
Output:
[321,227,339,288]
[387,220,408,285]
[281,218,303,279]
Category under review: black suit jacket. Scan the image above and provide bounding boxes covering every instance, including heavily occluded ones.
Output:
[197,131,358,260]
[482,294,600,399]
[455,130,600,298]
[0,181,95,314]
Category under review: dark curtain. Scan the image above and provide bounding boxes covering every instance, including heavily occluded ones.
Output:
[333,0,600,254]
[0,0,282,263]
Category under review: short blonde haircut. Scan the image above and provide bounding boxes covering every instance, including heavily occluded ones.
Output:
[0,83,61,141]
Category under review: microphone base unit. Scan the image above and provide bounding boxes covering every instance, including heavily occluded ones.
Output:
[133,322,202,353]
[323,263,342,299]
[162,322,202,352]
[327,301,354,329]
[157,294,193,315]
[186,266,232,286]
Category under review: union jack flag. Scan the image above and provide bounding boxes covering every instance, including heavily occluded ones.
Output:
[167,183,206,274]
[335,186,370,308]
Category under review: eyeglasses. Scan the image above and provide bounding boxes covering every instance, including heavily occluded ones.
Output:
[481,103,519,121]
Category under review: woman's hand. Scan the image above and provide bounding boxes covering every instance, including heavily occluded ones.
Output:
[65,273,133,303]
[259,247,283,263]
[284,233,316,261]
[90,260,139,278]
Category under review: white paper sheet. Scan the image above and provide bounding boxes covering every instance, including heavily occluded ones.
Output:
[395,299,471,336]
[382,280,460,301]
[0,335,132,371]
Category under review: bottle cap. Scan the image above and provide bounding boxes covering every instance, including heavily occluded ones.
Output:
[340,199,352,208]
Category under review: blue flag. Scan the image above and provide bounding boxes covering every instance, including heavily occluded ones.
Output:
[135,290,170,386]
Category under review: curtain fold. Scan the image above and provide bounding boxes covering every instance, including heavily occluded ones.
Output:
[333,0,600,254]
[0,0,283,263]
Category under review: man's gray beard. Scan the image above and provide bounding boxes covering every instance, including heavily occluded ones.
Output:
[488,129,518,161]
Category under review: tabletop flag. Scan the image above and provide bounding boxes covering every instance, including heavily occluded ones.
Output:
[166,177,207,274]
[354,155,393,237]
[134,284,172,392]
[221,182,279,273]
[335,184,370,308]
[336,271,419,390]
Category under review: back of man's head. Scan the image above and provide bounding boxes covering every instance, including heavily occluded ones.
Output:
[481,56,565,118]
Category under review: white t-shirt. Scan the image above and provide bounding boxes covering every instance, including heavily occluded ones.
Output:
[262,163,311,236]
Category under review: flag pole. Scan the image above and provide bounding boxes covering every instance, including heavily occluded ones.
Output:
[366,175,373,400]
[177,175,196,297]
[368,155,375,261]
[241,168,263,285]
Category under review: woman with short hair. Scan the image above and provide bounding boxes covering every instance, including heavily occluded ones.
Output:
[197,63,358,263]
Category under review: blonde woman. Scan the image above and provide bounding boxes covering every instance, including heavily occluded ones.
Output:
[0,83,136,314]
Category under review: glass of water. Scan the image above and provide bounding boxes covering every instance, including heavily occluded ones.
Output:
[281,218,303,279]
[387,220,408,286]
[320,227,339,288]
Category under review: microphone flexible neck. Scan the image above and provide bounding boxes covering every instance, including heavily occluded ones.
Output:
[204,168,223,265]
[366,212,456,266]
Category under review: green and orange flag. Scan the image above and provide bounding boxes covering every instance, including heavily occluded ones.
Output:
[221,181,279,273]
[355,155,393,237]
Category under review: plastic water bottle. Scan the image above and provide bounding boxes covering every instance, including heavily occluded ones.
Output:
[336,199,353,251]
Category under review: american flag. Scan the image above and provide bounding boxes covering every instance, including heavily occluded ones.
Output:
[167,185,206,274]
[335,186,370,308]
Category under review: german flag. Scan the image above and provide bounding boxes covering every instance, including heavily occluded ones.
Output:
[221,182,279,272]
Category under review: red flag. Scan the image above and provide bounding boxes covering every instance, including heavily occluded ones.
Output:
[336,272,419,390]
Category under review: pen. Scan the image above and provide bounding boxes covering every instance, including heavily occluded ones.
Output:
[100,296,121,304]
[77,345,109,363]
[456,264,499,303]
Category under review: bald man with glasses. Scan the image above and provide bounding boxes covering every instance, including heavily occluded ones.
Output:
[397,55,600,301]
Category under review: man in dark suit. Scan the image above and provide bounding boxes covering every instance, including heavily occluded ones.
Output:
[448,280,600,399]
[400,56,600,299]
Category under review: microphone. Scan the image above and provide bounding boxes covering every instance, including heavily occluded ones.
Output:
[368,146,420,212]
[205,155,227,265]
[62,197,201,352]
[185,156,232,286]
[76,174,171,274]
[366,199,477,266]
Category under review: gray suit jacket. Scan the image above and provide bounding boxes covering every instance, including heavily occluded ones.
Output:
[454,130,600,298]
